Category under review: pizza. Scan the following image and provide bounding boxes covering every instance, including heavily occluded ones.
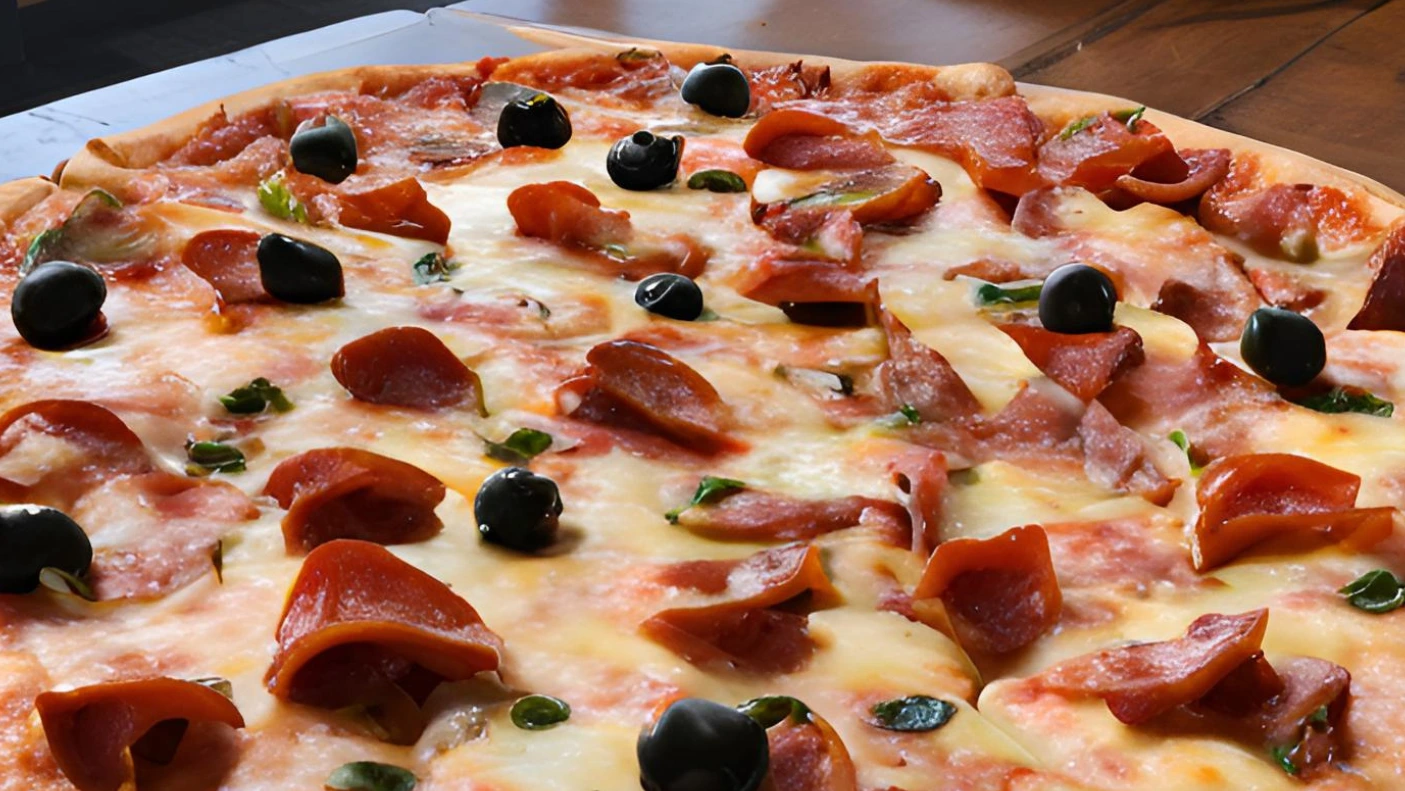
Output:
[1,19,1404,791]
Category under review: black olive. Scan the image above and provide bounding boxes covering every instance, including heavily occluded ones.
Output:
[290,116,358,184]
[497,93,573,150]
[680,62,751,118]
[0,505,93,594]
[638,698,769,791]
[1240,307,1325,387]
[607,131,683,191]
[11,261,107,351]
[1038,263,1117,334]
[474,467,563,552]
[635,273,704,321]
[256,233,344,304]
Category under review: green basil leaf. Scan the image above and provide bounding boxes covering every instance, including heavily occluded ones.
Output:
[21,228,64,276]
[1111,105,1147,132]
[39,567,97,601]
[191,676,235,699]
[1167,429,1204,475]
[975,282,1042,306]
[1338,569,1405,614]
[20,189,126,276]
[1270,744,1299,776]
[870,695,956,732]
[1308,705,1330,725]
[325,762,418,791]
[219,377,293,414]
[1059,115,1099,141]
[738,695,811,728]
[687,169,748,193]
[257,173,308,224]
[899,404,922,424]
[484,428,554,464]
[665,475,747,524]
[1295,386,1394,418]
[602,243,630,261]
[510,694,571,730]
[412,252,459,286]
[186,441,246,475]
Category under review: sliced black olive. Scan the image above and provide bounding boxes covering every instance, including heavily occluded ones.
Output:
[1038,263,1117,334]
[474,467,562,552]
[10,261,107,351]
[256,233,344,304]
[780,301,870,327]
[497,93,573,150]
[0,504,93,594]
[607,131,683,191]
[635,273,704,321]
[680,62,751,118]
[638,698,769,791]
[1240,306,1325,387]
[290,116,358,184]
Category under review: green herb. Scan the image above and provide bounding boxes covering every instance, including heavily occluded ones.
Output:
[687,169,748,193]
[191,676,235,699]
[1111,105,1147,132]
[22,229,64,276]
[257,173,309,224]
[738,695,811,728]
[38,567,98,601]
[1270,744,1299,776]
[1295,387,1394,418]
[211,540,224,583]
[510,694,571,730]
[899,404,922,424]
[219,377,293,415]
[325,762,418,791]
[870,695,956,732]
[1168,429,1203,475]
[602,243,630,261]
[1338,569,1405,614]
[975,282,1042,306]
[20,189,124,275]
[484,428,554,464]
[186,441,246,475]
[1308,705,1330,725]
[412,252,459,285]
[788,188,878,210]
[665,475,747,523]
[1059,115,1099,141]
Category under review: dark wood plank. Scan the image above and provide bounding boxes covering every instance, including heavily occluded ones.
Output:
[1,0,23,66]
[1202,0,1405,191]
[1012,0,1382,119]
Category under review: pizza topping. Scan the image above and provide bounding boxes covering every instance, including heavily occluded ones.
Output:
[1239,307,1325,387]
[35,677,246,791]
[326,761,419,791]
[1339,569,1405,613]
[496,93,573,150]
[743,109,893,171]
[751,698,858,791]
[10,261,109,351]
[671,485,908,544]
[912,524,1062,656]
[1347,222,1405,332]
[483,428,554,464]
[682,60,752,118]
[975,280,1041,305]
[0,505,93,595]
[642,542,841,673]
[1192,453,1394,571]
[473,467,563,553]
[1037,112,1174,192]
[636,272,706,321]
[257,173,310,223]
[561,339,741,454]
[182,229,267,304]
[1256,657,1351,776]
[0,399,153,507]
[256,233,344,304]
[290,114,358,184]
[265,540,503,742]
[1294,385,1394,417]
[265,447,447,553]
[331,326,484,412]
[333,178,452,245]
[510,694,572,730]
[1037,263,1118,335]
[782,164,942,226]
[1000,324,1144,402]
[184,439,246,475]
[876,301,981,424]
[1113,148,1231,206]
[735,257,872,322]
[608,131,685,191]
[869,695,957,732]
[688,169,749,193]
[22,189,161,276]
[665,475,748,524]
[638,698,769,791]
[1078,400,1179,505]
[220,377,294,414]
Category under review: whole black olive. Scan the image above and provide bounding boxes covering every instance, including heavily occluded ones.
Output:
[0,505,93,594]
[1240,307,1326,387]
[607,131,683,191]
[1038,263,1117,334]
[638,698,769,791]
[256,233,344,304]
[497,93,573,150]
[635,273,704,321]
[680,61,751,118]
[11,261,107,351]
[474,467,563,552]
[290,115,358,184]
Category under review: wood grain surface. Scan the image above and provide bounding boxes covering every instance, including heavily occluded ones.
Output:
[464,0,1405,190]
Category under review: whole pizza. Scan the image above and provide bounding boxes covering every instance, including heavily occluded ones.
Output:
[1,19,1403,791]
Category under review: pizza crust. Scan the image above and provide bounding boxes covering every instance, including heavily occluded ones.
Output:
[0,178,57,227]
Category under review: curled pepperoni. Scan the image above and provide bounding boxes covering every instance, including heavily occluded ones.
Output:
[181,229,266,304]
[265,540,502,742]
[643,543,841,674]
[1192,453,1394,571]
[735,256,874,312]
[876,301,981,423]
[766,164,941,227]
[265,447,446,554]
[743,109,894,170]
[36,678,245,791]
[331,326,484,412]
[0,400,152,508]
[1348,223,1405,332]
[1000,324,1144,402]
[913,524,1061,656]
[335,178,451,244]
[765,707,859,791]
[889,445,947,556]
[1077,401,1178,506]
[562,339,742,454]
[753,208,864,266]
[674,487,909,546]
[1037,115,1175,193]
[1251,657,1351,771]
[1114,148,1231,206]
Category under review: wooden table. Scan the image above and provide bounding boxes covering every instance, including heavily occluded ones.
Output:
[464,0,1405,192]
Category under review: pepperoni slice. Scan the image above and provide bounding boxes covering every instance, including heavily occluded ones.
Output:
[673,487,909,545]
[335,178,451,245]
[735,256,874,310]
[762,164,941,227]
[765,707,859,791]
[181,229,267,304]
[0,400,152,509]
[1038,609,1269,724]
[1114,148,1231,206]
[876,302,981,424]
[743,109,894,170]
[913,524,1061,656]
[1348,223,1405,332]
[889,445,947,556]
[1192,453,1395,571]
[563,339,742,454]
[680,138,765,187]
[331,326,484,412]
[1037,115,1175,193]
[1000,324,1145,402]
[35,678,245,791]
[265,540,502,741]
[1077,401,1178,506]
[753,208,864,265]
[1250,657,1351,770]
[265,447,447,554]
[642,543,841,674]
